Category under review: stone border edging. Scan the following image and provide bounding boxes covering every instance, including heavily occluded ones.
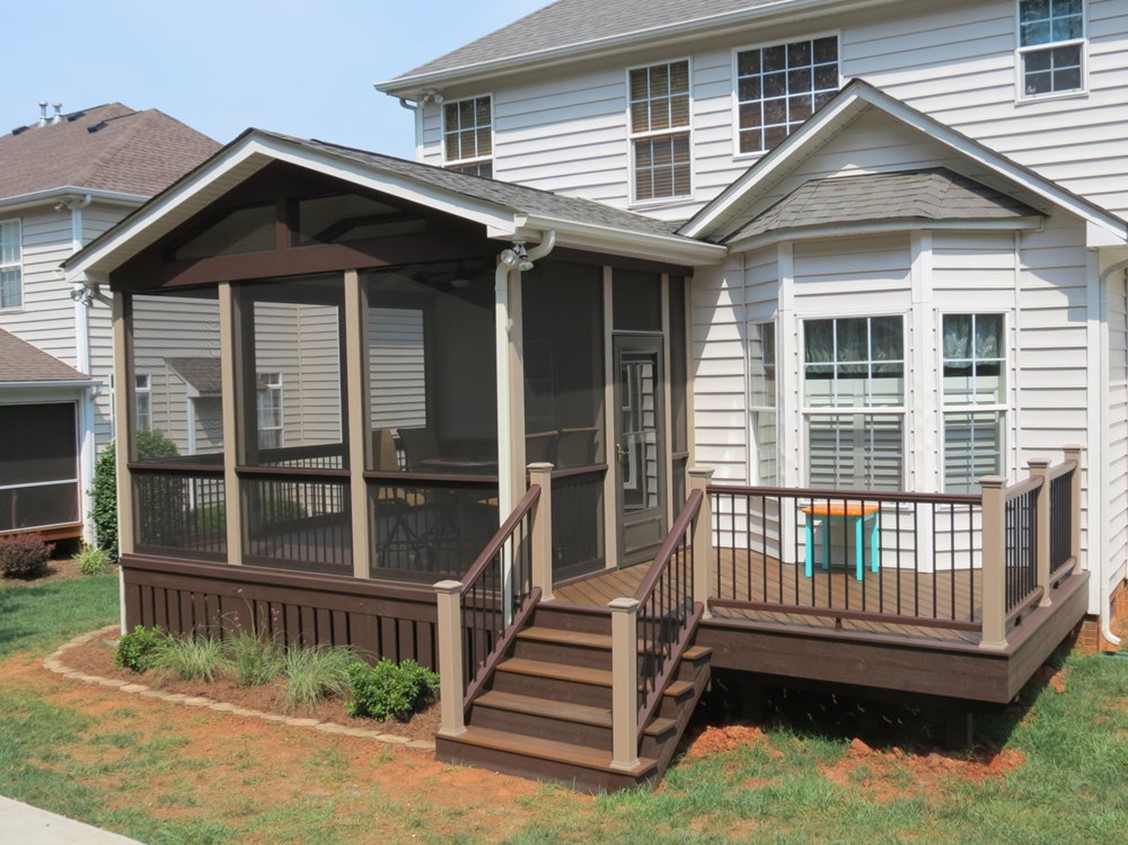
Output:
[43,626,436,752]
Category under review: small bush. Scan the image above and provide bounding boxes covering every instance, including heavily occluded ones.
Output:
[282,645,354,711]
[73,544,113,576]
[225,631,285,688]
[89,442,119,561]
[114,625,171,673]
[346,658,439,721]
[152,635,228,682]
[0,533,55,579]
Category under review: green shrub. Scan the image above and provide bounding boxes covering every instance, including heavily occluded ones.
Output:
[346,658,439,721]
[0,533,56,579]
[225,631,285,688]
[90,442,119,561]
[192,504,226,536]
[152,635,228,682]
[73,544,113,576]
[282,645,354,711]
[113,625,171,673]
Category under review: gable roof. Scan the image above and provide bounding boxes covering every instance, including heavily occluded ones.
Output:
[728,168,1043,245]
[0,103,219,204]
[682,79,1128,248]
[0,329,89,384]
[380,0,895,96]
[64,129,723,282]
[165,358,222,395]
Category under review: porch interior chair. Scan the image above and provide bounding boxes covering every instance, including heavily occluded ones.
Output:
[398,427,440,469]
[555,426,598,467]
[525,430,559,465]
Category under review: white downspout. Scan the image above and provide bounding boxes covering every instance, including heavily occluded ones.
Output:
[1099,257,1128,647]
[494,231,556,520]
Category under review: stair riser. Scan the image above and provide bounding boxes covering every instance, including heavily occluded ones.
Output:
[436,735,654,794]
[531,606,612,636]
[512,638,612,670]
[491,670,612,709]
[470,705,612,748]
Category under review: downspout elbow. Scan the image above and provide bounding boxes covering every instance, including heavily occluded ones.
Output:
[524,230,556,264]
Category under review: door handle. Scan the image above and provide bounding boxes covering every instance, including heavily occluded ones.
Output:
[615,443,627,463]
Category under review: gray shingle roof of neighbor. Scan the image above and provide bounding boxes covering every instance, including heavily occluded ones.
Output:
[726,168,1044,242]
[165,358,222,395]
[294,134,687,238]
[0,103,219,200]
[391,0,775,82]
[0,329,88,383]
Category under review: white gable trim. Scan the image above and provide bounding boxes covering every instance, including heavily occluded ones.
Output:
[681,81,1128,247]
[727,217,1045,253]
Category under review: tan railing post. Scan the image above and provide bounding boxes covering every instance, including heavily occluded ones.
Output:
[688,466,715,619]
[528,462,555,602]
[434,580,467,737]
[609,597,640,770]
[1065,445,1083,570]
[1027,459,1052,607]
[979,476,1008,650]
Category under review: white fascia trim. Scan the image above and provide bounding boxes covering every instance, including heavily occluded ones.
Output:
[685,83,1128,244]
[0,380,98,398]
[378,0,896,97]
[518,214,727,265]
[0,187,147,214]
[727,217,1045,252]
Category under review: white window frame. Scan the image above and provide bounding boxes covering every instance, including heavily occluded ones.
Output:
[441,94,494,177]
[1015,0,1088,101]
[801,314,907,491]
[134,374,152,432]
[940,313,1008,493]
[732,32,841,159]
[257,372,283,450]
[626,58,694,206]
[748,320,778,485]
[0,219,23,310]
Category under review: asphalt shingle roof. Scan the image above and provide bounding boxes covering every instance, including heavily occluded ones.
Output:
[393,0,774,81]
[165,358,222,395]
[0,329,87,383]
[0,103,219,200]
[727,168,1043,242]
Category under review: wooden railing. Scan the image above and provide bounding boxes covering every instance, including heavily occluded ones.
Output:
[705,448,1082,651]
[433,469,553,736]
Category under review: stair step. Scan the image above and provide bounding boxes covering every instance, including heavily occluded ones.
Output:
[443,726,657,777]
[518,627,611,650]
[497,657,612,687]
[474,690,678,739]
[683,645,712,661]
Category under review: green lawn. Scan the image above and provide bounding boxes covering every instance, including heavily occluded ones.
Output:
[2,574,1128,844]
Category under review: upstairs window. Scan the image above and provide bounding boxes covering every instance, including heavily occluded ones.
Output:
[1018,0,1085,98]
[629,61,691,202]
[0,219,22,309]
[736,36,838,155]
[443,96,493,178]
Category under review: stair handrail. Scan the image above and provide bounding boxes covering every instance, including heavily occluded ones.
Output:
[458,483,543,708]
[631,488,705,738]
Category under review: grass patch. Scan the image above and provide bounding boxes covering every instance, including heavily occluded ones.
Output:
[0,572,117,659]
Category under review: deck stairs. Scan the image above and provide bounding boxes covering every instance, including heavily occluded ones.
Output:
[435,603,711,792]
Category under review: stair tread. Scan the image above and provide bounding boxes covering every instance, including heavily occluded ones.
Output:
[683,645,712,660]
[497,657,612,686]
[518,627,611,649]
[445,726,657,776]
[475,690,611,726]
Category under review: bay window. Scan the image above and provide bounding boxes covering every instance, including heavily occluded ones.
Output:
[942,314,1005,492]
[749,321,778,485]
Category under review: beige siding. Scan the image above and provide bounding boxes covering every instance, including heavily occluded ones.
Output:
[1107,269,1128,589]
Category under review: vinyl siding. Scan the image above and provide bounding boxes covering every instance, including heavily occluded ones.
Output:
[1107,268,1128,590]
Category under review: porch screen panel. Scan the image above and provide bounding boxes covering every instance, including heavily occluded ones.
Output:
[0,403,78,531]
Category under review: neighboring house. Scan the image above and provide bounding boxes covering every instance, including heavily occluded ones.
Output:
[0,102,218,539]
[62,0,1126,789]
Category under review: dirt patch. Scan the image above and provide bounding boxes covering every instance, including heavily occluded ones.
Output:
[684,724,770,758]
[820,737,1025,803]
[57,626,440,740]
[1034,663,1068,694]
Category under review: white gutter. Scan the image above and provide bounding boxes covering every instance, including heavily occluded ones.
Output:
[1099,257,1128,647]
[518,214,726,266]
[495,231,556,521]
[0,379,99,390]
[0,186,146,214]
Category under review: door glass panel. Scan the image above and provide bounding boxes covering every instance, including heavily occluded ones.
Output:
[620,351,660,512]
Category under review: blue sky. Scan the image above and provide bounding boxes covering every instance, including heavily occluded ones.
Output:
[2,0,546,159]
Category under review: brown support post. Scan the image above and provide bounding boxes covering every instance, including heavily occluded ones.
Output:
[609,597,640,770]
[343,270,370,580]
[980,476,1008,650]
[111,291,134,559]
[688,466,714,619]
[1027,458,1052,607]
[434,580,466,737]
[528,462,555,602]
[1065,445,1083,570]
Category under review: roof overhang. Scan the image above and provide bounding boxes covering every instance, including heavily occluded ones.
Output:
[0,378,98,391]
[0,186,148,215]
[65,130,723,282]
[728,216,1047,252]
[681,80,1128,250]
[378,0,898,99]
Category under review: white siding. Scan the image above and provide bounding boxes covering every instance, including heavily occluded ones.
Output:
[1107,268,1128,591]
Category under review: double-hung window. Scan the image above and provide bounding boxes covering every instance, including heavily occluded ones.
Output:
[749,322,778,485]
[629,61,691,202]
[942,314,1006,492]
[256,372,283,450]
[736,36,838,155]
[443,96,493,178]
[804,316,905,490]
[1018,0,1085,98]
[135,375,152,432]
[0,219,21,309]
